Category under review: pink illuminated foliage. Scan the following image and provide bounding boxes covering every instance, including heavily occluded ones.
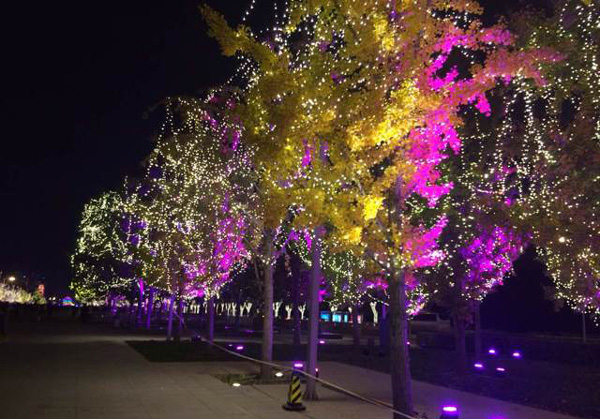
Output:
[399,20,558,271]
[460,225,525,300]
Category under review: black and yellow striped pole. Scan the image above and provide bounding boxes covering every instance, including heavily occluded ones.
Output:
[282,368,306,411]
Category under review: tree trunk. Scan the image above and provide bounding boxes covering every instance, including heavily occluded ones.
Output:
[145,288,154,330]
[582,311,587,344]
[234,291,242,331]
[174,297,183,342]
[157,299,163,322]
[260,235,275,379]
[292,270,302,348]
[128,303,135,325]
[207,296,215,344]
[166,293,175,341]
[452,312,467,373]
[473,301,482,360]
[388,271,413,417]
[137,281,145,328]
[379,303,389,354]
[305,227,322,401]
[352,303,361,354]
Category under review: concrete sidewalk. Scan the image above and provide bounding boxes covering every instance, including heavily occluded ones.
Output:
[311,361,579,419]
[0,322,284,419]
[0,322,581,419]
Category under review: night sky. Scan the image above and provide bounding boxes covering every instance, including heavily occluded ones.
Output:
[0,0,554,298]
[0,0,252,294]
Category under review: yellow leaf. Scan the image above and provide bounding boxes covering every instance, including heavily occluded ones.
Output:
[363,196,384,221]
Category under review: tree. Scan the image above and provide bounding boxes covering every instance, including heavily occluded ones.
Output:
[479,0,600,318]
[294,234,367,352]
[0,283,33,304]
[71,191,134,302]
[202,0,557,414]
[525,1,600,319]
[423,120,530,367]
[126,98,254,340]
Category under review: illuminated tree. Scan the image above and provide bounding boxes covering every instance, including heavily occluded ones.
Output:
[525,1,600,321]
[0,283,34,304]
[473,0,600,319]
[422,108,533,366]
[71,191,134,302]
[201,4,313,378]
[203,0,557,412]
[294,234,368,351]
[426,215,525,368]
[126,97,254,341]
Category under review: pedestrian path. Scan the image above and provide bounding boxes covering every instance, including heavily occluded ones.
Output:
[0,322,280,419]
[315,362,579,419]
[0,322,581,419]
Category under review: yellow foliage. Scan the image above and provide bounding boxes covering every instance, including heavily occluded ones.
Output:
[343,227,363,246]
[202,0,533,283]
[362,195,384,221]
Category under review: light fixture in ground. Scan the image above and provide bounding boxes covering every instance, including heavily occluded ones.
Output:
[440,405,459,418]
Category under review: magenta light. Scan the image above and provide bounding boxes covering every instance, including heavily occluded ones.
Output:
[488,348,497,355]
[512,351,522,358]
[441,405,459,417]
[443,406,458,412]
[496,367,506,372]
[319,339,325,344]
[474,362,484,369]
[235,345,244,351]
[293,362,304,369]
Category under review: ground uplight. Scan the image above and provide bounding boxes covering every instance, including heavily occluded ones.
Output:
[440,405,459,418]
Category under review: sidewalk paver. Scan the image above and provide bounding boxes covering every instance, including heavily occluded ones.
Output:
[0,322,582,419]
[316,361,579,419]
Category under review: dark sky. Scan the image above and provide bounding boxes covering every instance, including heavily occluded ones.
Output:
[0,0,254,294]
[0,0,549,296]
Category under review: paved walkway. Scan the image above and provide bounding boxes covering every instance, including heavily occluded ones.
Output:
[315,362,579,419]
[0,322,277,419]
[0,321,580,419]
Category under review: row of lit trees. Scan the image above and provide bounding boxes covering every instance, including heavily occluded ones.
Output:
[71,1,599,417]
